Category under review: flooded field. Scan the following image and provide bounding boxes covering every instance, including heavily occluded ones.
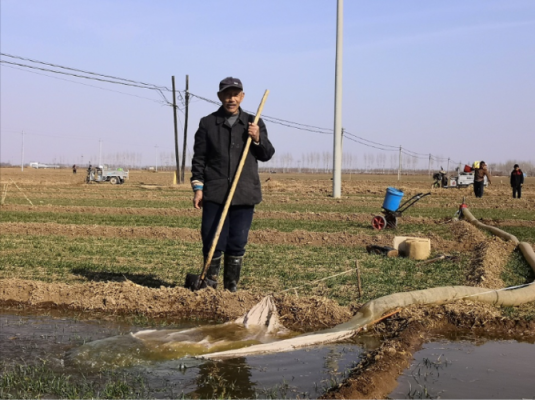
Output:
[2,310,535,399]
[0,310,379,398]
[390,331,535,399]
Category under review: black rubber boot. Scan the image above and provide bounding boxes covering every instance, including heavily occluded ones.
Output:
[206,256,222,282]
[223,255,243,292]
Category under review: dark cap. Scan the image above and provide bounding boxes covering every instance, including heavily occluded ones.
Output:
[514,164,519,168]
[218,77,243,93]
[480,161,485,165]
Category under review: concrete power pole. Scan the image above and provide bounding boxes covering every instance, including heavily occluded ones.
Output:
[21,131,24,172]
[155,145,158,172]
[181,75,189,184]
[332,0,343,198]
[172,76,181,184]
[398,146,402,181]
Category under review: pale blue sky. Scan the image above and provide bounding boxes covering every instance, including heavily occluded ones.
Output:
[1,0,534,170]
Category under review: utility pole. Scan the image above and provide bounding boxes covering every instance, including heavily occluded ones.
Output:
[181,75,189,184]
[447,158,450,174]
[155,145,158,172]
[172,76,181,184]
[99,139,102,166]
[332,0,343,198]
[398,146,402,181]
[21,131,24,171]
[428,154,431,176]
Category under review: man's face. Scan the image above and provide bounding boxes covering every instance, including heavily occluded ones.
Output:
[218,88,244,115]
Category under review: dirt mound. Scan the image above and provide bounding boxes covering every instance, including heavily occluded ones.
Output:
[449,220,488,250]
[466,237,517,288]
[0,278,260,320]
[273,293,352,332]
[0,278,352,333]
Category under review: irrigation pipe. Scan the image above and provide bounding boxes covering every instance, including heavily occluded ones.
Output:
[201,207,535,360]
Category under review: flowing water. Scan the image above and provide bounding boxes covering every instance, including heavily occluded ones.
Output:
[0,310,377,398]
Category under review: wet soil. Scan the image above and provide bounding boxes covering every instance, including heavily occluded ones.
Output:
[321,304,535,399]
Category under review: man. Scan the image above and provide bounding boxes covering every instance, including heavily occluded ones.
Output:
[190,77,275,292]
[473,161,491,198]
[510,164,524,199]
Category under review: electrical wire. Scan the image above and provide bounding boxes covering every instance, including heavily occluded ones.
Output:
[2,53,465,166]
[2,63,172,106]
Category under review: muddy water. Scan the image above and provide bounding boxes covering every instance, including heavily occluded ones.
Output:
[0,311,378,398]
[389,331,535,399]
[5,311,535,399]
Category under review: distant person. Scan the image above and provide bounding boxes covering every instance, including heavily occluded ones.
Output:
[510,164,524,199]
[473,161,491,198]
[72,164,77,174]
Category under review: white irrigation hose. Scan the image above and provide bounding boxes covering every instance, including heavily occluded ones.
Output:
[460,207,520,244]
[201,207,535,360]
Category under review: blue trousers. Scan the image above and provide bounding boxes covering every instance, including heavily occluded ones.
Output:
[201,201,255,258]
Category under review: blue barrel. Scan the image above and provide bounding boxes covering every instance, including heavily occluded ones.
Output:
[382,187,404,212]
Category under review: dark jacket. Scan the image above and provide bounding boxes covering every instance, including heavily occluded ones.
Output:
[510,169,524,187]
[191,107,275,205]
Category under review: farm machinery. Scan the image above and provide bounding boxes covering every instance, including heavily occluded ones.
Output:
[432,164,488,189]
[371,187,431,230]
[85,166,128,184]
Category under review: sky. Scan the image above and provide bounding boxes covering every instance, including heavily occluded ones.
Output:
[1,0,534,171]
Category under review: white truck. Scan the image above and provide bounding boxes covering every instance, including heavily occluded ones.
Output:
[449,168,488,188]
[29,162,60,169]
[85,166,129,184]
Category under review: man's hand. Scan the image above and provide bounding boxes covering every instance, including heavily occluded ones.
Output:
[193,190,203,209]
[248,122,260,143]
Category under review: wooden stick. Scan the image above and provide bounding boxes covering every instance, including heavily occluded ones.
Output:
[416,254,446,267]
[367,308,402,327]
[354,308,402,334]
[280,269,353,293]
[356,260,362,298]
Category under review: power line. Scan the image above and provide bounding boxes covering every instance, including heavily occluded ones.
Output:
[0,52,184,106]
[2,52,165,89]
[2,63,171,106]
[2,53,465,166]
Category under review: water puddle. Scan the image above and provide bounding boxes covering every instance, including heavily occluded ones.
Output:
[389,331,535,399]
[4,310,534,398]
[0,310,378,398]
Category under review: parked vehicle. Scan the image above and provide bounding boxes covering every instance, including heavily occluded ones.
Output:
[85,166,128,184]
[29,162,60,169]
[449,166,488,188]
